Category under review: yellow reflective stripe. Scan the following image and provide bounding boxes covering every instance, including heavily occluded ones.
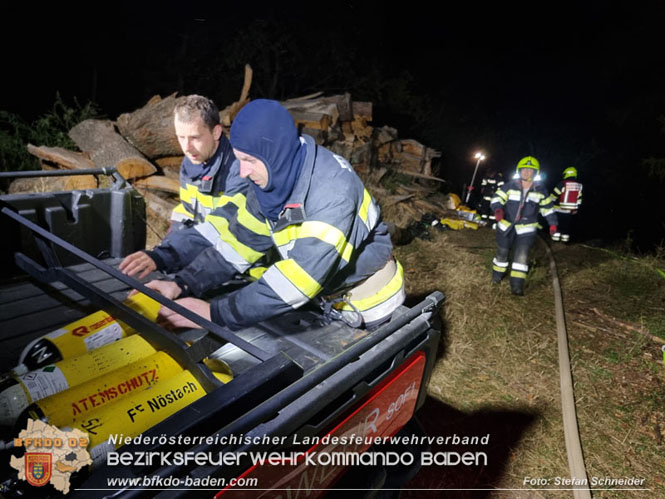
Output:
[248,266,268,281]
[216,192,270,236]
[274,259,322,298]
[272,222,354,263]
[493,264,508,273]
[206,214,265,263]
[195,191,216,209]
[337,261,405,312]
[172,203,194,218]
[359,190,380,231]
[510,270,528,279]
[495,190,508,201]
[179,184,197,204]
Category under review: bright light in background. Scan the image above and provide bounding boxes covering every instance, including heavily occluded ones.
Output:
[465,151,487,203]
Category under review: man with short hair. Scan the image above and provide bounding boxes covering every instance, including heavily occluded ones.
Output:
[141,99,405,331]
[120,95,236,278]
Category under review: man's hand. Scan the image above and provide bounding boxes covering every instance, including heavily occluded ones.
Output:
[129,279,183,299]
[157,298,211,330]
[119,251,157,279]
[494,208,504,222]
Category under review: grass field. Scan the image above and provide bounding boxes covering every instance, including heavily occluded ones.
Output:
[394,226,664,498]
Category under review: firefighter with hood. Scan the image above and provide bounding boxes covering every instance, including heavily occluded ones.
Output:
[138,99,405,331]
[550,166,583,242]
[490,156,558,295]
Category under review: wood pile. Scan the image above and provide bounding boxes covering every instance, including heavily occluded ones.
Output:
[16,65,454,242]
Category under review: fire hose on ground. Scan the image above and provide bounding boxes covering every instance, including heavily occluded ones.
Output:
[540,236,592,499]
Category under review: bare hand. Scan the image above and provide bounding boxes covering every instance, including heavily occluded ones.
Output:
[157,298,211,330]
[119,251,157,279]
[129,279,182,299]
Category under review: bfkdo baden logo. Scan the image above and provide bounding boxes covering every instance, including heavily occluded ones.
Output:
[10,419,91,494]
[25,452,52,487]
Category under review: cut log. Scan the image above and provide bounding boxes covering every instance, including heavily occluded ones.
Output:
[65,175,98,190]
[116,93,185,158]
[397,170,446,183]
[374,126,398,146]
[69,119,157,180]
[133,176,180,195]
[290,111,331,131]
[155,156,183,169]
[351,101,372,121]
[155,156,183,180]
[27,144,95,170]
[141,191,178,225]
[220,64,253,127]
[351,117,373,140]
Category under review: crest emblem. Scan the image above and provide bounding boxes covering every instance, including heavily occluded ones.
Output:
[25,453,52,487]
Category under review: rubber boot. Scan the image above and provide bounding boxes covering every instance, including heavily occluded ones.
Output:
[510,278,524,296]
[492,270,506,284]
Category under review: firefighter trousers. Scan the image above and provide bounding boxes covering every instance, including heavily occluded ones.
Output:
[552,211,575,242]
[492,228,537,295]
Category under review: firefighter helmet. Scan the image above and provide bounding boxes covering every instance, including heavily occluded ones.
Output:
[516,156,540,172]
[563,166,577,179]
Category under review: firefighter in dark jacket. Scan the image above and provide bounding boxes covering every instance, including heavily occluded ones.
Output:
[120,95,237,279]
[136,99,405,331]
[490,156,558,295]
[550,166,582,242]
[477,169,504,224]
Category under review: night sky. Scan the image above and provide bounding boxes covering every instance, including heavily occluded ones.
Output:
[2,3,664,249]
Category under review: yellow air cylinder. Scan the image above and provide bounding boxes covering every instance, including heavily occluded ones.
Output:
[73,368,232,466]
[14,293,161,373]
[0,334,156,428]
[18,351,183,429]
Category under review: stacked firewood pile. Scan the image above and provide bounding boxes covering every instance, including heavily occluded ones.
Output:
[15,66,460,241]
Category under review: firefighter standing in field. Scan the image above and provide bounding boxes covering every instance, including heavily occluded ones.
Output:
[490,156,558,296]
[477,168,504,225]
[550,167,583,243]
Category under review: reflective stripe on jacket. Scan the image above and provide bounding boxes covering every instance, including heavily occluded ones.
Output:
[490,178,558,235]
[169,135,402,330]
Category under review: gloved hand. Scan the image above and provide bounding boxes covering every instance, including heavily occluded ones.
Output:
[494,209,504,222]
[550,225,557,236]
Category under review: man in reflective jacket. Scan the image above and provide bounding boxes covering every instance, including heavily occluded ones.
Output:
[490,156,558,296]
[141,99,406,330]
[550,166,583,242]
[476,168,504,225]
[120,95,236,278]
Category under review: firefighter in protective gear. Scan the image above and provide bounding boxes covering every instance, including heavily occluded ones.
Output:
[550,167,582,242]
[490,156,558,295]
[141,99,405,330]
[476,169,504,224]
[169,95,236,229]
[120,95,239,279]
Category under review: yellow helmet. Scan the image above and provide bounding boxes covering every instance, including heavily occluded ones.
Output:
[563,167,577,179]
[516,156,540,172]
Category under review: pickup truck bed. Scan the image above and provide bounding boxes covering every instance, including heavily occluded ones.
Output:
[0,172,443,498]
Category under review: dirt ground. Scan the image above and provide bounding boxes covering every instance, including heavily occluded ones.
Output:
[392,226,664,498]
